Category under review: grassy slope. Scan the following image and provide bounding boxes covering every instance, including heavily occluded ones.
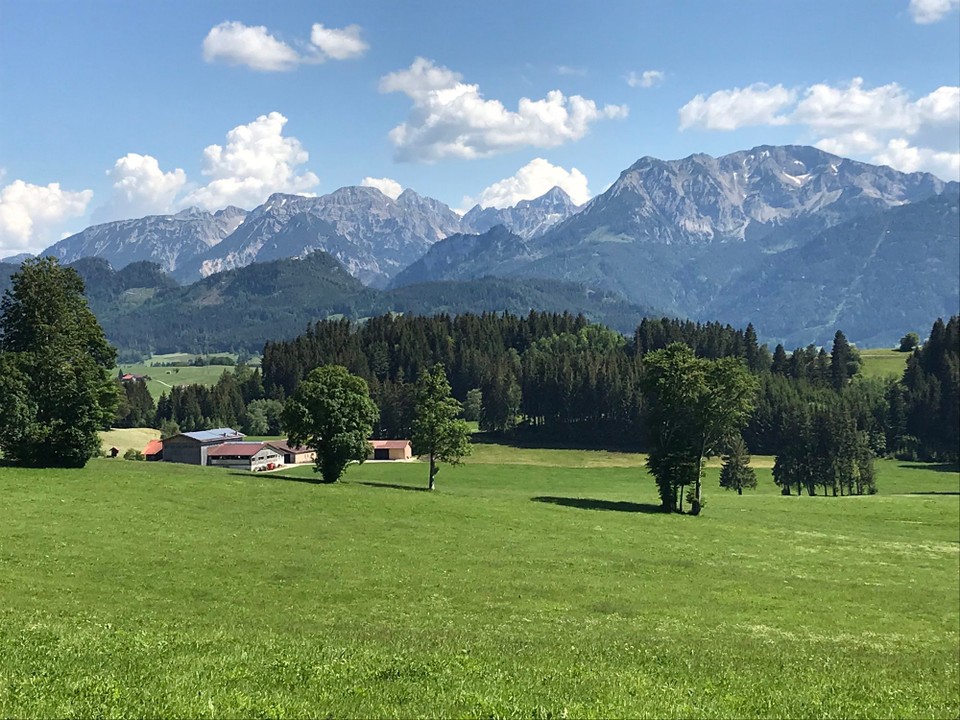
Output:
[99,428,160,455]
[118,361,235,400]
[1,453,957,718]
[859,348,910,380]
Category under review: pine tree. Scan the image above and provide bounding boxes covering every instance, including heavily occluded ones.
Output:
[719,434,757,495]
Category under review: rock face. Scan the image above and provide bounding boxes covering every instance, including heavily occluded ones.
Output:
[390,145,958,346]
[33,144,959,347]
[177,187,463,286]
[460,186,581,239]
[44,206,246,274]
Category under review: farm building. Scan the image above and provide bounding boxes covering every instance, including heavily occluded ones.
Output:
[143,439,163,461]
[267,440,316,465]
[206,443,284,472]
[368,439,413,461]
[161,428,245,465]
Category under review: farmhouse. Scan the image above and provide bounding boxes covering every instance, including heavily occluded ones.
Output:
[143,439,163,461]
[161,427,245,465]
[368,439,413,461]
[267,440,316,465]
[206,442,284,472]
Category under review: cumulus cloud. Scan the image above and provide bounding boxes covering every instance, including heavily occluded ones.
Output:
[202,21,302,71]
[181,112,319,210]
[310,23,368,60]
[379,57,628,162]
[0,180,93,256]
[908,0,960,23]
[679,83,796,130]
[679,78,960,179]
[360,176,403,200]
[626,70,664,88]
[203,20,367,71]
[93,153,186,223]
[873,138,960,179]
[461,158,591,210]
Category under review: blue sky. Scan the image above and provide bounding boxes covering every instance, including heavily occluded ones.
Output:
[1,0,958,257]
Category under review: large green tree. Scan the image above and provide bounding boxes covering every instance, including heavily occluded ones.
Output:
[412,364,471,490]
[0,257,119,467]
[641,343,758,514]
[281,365,379,483]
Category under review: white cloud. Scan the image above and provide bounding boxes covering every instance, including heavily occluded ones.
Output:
[626,70,664,88]
[93,153,186,223]
[203,20,368,71]
[873,138,960,179]
[0,180,93,256]
[679,78,960,179]
[360,177,403,200]
[793,78,919,132]
[202,21,302,71]
[909,0,959,23]
[678,83,796,130]
[379,57,628,162]
[310,23,368,60]
[814,131,882,156]
[556,65,587,77]
[461,157,591,210]
[181,112,319,210]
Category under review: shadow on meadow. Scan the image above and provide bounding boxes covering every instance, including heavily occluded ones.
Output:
[229,471,333,485]
[897,462,960,474]
[531,496,663,514]
[356,481,430,493]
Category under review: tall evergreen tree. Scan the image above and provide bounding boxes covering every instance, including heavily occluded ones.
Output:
[0,258,119,467]
[719,434,757,495]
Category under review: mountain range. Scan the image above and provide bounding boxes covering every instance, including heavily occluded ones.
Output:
[18,144,960,349]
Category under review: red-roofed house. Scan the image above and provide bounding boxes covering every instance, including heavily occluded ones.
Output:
[206,442,283,472]
[368,439,413,461]
[143,439,163,461]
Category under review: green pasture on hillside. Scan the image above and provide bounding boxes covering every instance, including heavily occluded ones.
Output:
[118,353,251,400]
[1,446,957,718]
[859,348,911,379]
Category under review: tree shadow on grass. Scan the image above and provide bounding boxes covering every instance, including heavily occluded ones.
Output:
[531,496,664,514]
[905,491,960,496]
[356,481,430,493]
[898,462,960,474]
[229,471,332,485]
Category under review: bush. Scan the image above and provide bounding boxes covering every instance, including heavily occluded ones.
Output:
[123,448,145,461]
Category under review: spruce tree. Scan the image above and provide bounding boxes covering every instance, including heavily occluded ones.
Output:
[719,434,757,495]
[0,258,119,467]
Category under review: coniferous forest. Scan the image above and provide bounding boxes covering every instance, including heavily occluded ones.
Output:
[141,312,959,486]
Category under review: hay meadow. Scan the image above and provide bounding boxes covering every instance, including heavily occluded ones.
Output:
[1,442,957,718]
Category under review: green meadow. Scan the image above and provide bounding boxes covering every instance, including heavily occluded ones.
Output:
[1,445,957,718]
[858,348,911,379]
[118,353,249,400]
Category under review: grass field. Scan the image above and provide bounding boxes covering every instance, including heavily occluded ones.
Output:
[1,447,957,718]
[118,356,240,400]
[99,427,160,456]
[858,348,910,379]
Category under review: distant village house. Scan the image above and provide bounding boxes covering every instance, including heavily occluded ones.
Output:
[368,440,413,461]
[206,442,284,472]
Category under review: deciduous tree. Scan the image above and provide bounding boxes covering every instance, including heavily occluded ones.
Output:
[281,365,379,483]
[412,364,471,490]
[641,343,758,514]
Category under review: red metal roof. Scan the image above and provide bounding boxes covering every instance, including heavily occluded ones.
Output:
[370,440,411,449]
[207,442,279,458]
[143,440,163,456]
